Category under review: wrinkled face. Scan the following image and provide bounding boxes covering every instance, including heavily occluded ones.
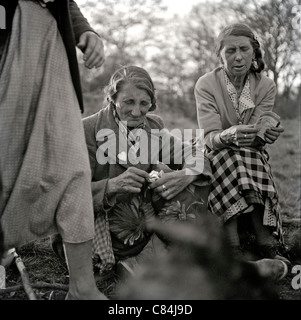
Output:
[114,82,152,127]
[220,35,255,78]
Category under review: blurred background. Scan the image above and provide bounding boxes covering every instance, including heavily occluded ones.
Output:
[76,0,301,122]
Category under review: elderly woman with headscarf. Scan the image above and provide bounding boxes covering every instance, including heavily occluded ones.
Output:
[82,65,213,276]
[194,23,289,266]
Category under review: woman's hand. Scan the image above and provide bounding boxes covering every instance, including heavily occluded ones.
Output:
[221,125,259,147]
[77,31,105,69]
[264,125,284,144]
[106,167,149,195]
[148,170,196,201]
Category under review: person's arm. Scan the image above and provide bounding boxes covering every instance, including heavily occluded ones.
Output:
[195,76,260,150]
[69,0,105,69]
[82,114,111,215]
[92,178,116,214]
[247,78,283,146]
[69,0,96,43]
[194,77,229,151]
[247,80,277,125]
[148,123,212,200]
[149,113,209,178]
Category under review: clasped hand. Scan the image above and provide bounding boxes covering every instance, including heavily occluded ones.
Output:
[148,170,195,201]
[107,167,149,195]
[107,167,195,201]
[264,126,284,144]
[221,124,283,147]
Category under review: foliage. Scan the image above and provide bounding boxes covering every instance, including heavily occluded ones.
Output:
[220,0,301,116]
[78,0,300,120]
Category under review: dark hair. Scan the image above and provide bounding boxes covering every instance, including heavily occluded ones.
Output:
[104,65,157,111]
[215,23,265,73]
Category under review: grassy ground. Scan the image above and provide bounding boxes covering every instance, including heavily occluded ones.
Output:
[0,116,300,300]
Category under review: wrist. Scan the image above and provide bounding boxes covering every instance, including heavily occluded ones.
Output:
[220,132,232,145]
[106,178,117,195]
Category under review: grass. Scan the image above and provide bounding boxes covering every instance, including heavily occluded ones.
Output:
[0,115,300,300]
[268,119,301,221]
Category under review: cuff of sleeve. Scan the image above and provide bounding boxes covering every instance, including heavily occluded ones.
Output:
[74,28,100,45]
[104,192,117,211]
[103,180,117,212]
[213,133,230,149]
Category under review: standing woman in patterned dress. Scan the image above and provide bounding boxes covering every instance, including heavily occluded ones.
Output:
[194,23,290,266]
[0,0,107,299]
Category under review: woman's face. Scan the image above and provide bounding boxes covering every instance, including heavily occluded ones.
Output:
[220,35,255,78]
[114,82,152,127]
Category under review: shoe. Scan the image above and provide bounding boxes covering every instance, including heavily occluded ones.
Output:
[252,258,288,281]
[257,244,291,266]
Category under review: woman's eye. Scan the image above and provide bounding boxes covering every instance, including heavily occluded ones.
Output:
[124,100,133,105]
[141,101,150,107]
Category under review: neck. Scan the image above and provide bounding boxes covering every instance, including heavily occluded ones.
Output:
[227,72,247,92]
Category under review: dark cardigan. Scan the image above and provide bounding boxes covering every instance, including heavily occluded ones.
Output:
[0,0,97,113]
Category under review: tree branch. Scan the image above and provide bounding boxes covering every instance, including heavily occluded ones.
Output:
[0,282,69,294]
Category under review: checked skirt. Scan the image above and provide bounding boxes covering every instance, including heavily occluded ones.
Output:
[206,147,283,241]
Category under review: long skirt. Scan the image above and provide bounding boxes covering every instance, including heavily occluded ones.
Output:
[206,147,283,242]
[0,0,95,249]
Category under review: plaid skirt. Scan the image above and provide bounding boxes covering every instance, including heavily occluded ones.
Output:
[206,147,283,240]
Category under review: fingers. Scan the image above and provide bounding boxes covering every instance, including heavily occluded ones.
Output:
[264,137,274,144]
[153,183,172,200]
[241,128,259,134]
[77,32,105,69]
[127,167,150,179]
[265,130,280,140]
[237,124,259,134]
[84,42,105,69]
[109,167,149,194]
[264,127,283,144]
[268,126,284,133]
[124,167,149,189]
[234,132,256,146]
[148,176,174,200]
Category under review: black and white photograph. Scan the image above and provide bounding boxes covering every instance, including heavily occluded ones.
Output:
[0,0,300,304]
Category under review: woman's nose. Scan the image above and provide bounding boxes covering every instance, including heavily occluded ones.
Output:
[235,50,242,61]
[131,104,141,117]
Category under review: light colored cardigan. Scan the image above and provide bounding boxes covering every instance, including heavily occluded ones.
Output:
[194,66,277,150]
